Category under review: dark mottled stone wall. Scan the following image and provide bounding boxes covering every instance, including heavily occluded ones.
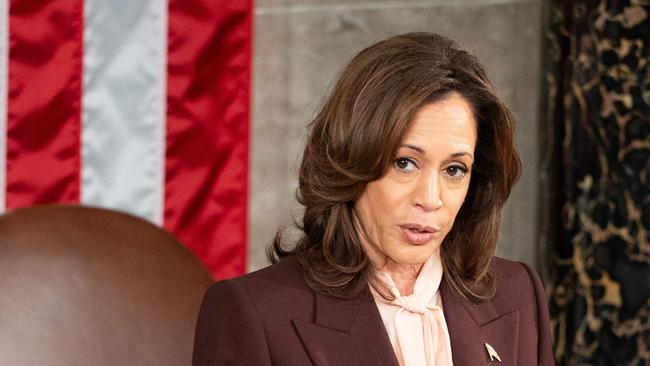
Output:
[543,1,650,364]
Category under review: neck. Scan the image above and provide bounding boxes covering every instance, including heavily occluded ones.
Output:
[362,241,425,297]
[383,261,423,296]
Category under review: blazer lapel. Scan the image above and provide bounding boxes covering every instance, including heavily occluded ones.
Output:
[292,289,399,366]
[441,277,519,365]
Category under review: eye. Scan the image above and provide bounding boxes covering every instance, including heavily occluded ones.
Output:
[394,157,417,172]
[445,164,469,178]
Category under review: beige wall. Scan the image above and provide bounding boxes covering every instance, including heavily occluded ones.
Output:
[249,0,543,272]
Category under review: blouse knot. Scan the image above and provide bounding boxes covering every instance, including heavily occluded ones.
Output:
[370,250,453,366]
[396,295,430,314]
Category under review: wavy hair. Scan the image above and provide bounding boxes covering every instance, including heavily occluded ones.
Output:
[269,32,521,303]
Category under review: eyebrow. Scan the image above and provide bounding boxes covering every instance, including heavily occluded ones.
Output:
[402,144,426,154]
[401,144,474,159]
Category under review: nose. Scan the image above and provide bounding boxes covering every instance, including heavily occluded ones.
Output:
[413,171,443,211]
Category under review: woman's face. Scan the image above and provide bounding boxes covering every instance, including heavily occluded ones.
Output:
[355,93,477,269]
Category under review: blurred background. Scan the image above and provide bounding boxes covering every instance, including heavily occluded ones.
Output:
[0,0,648,364]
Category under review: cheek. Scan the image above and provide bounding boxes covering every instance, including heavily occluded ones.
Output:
[367,181,409,216]
[445,185,470,223]
[358,180,409,228]
[451,189,468,212]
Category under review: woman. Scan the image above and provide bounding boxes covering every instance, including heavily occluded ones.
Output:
[193,32,554,365]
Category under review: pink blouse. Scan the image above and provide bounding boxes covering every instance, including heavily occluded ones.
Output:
[370,251,454,366]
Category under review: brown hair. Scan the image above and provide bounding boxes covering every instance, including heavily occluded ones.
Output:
[269,32,521,303]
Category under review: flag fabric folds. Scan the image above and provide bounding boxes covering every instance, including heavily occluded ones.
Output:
[0,0,252,279]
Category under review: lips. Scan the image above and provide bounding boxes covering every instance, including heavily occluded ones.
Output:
[399,224,439,245]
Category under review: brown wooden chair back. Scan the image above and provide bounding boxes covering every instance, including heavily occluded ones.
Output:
[0,205,213,366]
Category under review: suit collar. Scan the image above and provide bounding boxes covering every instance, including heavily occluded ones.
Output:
[312,288,364,332]
[292,273,519,366]
[292,288,399,366]
[440,275,499,326]
[441,275,519,365]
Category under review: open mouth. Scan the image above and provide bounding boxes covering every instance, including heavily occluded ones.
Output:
[399,224,438,245]
[401,224,435,233]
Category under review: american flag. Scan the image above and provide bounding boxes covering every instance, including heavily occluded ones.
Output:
[0,0,252,279]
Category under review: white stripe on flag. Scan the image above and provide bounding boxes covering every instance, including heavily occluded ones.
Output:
[0,0,7,212]
[81,0,167,224]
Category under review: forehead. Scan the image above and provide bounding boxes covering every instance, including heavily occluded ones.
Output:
[403,93,478,145]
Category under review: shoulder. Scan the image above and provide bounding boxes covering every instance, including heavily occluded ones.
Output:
[489,256,546,307]
[212,255,309,296]
[194,256,318,365]
[490,256,543,288]
[201,256,315,322]
[194,258,310,365]
[488,257,554,364]
[488,256,549,337]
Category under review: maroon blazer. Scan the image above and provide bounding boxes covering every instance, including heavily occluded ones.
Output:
[192,256,554,365]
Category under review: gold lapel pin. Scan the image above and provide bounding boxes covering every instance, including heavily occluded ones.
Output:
[484,343,501,362]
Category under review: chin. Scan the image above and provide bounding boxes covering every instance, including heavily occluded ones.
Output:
[388,244,439,266]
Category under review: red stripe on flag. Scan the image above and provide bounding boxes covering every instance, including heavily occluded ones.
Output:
[165,0,252,278]
[6,0,83,208]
